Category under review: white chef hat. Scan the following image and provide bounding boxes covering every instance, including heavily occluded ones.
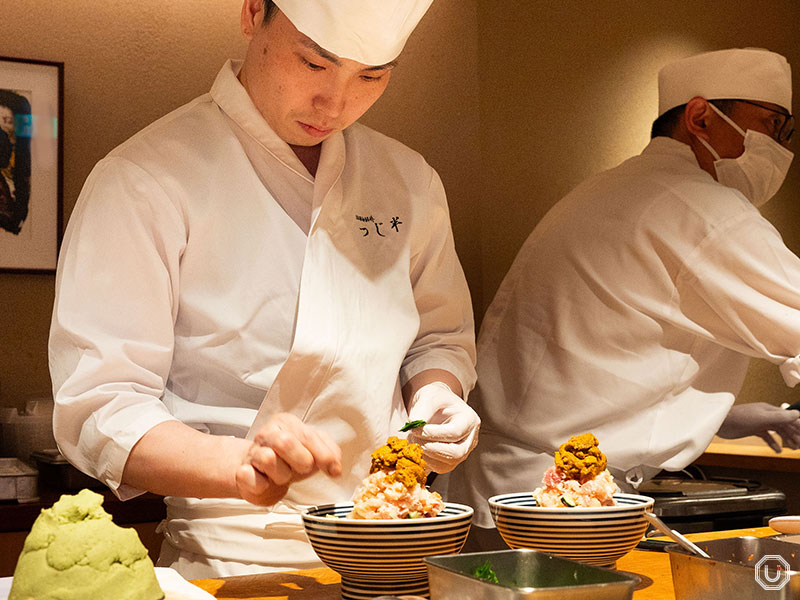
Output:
[272,0,434,66]
[658,48,792,116]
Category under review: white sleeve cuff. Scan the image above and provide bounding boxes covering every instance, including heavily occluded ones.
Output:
[400,353,477,398]
[779,354,800,387]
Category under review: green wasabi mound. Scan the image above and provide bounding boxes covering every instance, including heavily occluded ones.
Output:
[9,488,164,600]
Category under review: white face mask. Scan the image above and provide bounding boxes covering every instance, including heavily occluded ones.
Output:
[697,103,794,208]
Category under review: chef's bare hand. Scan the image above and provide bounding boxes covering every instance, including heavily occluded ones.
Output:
[235,413,342,505]
[717,402,800,453]
[406,382,480,473]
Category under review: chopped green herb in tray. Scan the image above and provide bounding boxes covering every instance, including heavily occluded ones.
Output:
[399,419,427,432]
[473,560,499,583]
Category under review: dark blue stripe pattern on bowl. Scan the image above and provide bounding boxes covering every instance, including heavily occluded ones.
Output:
[303,501,473,600]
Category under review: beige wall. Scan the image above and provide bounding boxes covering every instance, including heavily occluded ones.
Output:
[1,0,244,410]
[475,0,800,407]
[1,1,799,413]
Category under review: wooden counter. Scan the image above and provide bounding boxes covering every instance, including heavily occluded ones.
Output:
[695,435,800,472]
[190,527,777,600]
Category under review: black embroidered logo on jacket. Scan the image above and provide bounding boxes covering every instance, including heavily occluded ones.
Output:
[356,214,403,237]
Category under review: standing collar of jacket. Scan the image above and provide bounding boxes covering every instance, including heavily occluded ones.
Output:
[641,136,706,173]
[209,59,344,180]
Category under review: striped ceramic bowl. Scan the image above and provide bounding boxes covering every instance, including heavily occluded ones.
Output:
[302,502,473,600]
[488,492,654,566]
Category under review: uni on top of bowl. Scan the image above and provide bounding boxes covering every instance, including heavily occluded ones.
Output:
[302,501,473,600]
[488,492,654,567]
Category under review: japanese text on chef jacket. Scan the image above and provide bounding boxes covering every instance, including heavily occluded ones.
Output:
[356,214,402,237]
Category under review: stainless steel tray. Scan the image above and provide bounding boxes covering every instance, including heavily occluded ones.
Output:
[666,536,800,600]
[0,457,38,501]
[424,549,637,599]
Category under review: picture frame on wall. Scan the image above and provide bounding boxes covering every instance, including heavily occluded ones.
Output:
[0,56,63,274]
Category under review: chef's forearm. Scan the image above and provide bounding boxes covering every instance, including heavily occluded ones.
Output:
[122,420,251,498]
[402,368,464,408]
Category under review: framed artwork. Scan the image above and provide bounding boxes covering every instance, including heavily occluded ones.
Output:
[0,56,63,273]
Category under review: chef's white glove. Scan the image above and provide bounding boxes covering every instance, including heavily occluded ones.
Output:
[717,402,800,453]
[406,382,480,473]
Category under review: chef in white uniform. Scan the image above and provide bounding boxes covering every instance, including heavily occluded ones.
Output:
[49,0,479,577]
[446,47,800,549]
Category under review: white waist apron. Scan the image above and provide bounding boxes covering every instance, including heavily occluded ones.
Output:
[157,498,316,578]
[158,133,419,577]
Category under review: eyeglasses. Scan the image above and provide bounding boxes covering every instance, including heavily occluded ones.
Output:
[735,99,795,146]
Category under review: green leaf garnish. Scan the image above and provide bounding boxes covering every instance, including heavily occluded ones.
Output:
[399,419,427,432]
[473,560,499,583]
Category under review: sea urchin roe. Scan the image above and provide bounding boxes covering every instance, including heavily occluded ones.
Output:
[555,432,607,482]
[369,436,426,488]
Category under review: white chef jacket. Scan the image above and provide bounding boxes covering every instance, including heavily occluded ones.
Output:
[446,136,800,528]
[49,60,476,575]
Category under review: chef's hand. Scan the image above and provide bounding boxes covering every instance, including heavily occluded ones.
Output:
[236,413,342,506]
[717,402,800,453]
[406,382,480,473]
